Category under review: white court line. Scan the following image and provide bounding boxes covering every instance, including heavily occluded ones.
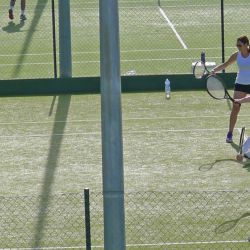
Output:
[0,46,236,57]
[0,56,222,67]
[0,115,249,125]
[0,247,89,250]
[158,7,188,49]
[1,240,248,250]
[0,115,249,126]
[0,128,248,138]
[0,128,232,139]
[126,240,249,247]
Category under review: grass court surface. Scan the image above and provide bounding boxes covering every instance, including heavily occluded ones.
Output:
[0,91,250,195]
[0,0,250,248]
[0,91,250,249]
[1,0,250,78]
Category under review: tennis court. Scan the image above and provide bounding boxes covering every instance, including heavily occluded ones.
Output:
[0,0,250,249]
[0,91,250,194]
[1,0,250,79]
[0,90,250,248]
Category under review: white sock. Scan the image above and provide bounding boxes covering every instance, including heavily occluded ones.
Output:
[21,10,25,15]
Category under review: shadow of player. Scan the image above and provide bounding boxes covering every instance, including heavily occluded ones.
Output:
[2,21,25,33]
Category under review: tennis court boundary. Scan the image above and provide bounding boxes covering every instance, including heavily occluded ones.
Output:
[158,6,188,49]
[1,240,249,250]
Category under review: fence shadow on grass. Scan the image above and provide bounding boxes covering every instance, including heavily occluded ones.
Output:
[32,95,71,248]
[11,0,49,78]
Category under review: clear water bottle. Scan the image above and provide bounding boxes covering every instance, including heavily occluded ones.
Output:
[165,78,171,99]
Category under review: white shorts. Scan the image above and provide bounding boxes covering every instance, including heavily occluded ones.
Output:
[243,137,250,159]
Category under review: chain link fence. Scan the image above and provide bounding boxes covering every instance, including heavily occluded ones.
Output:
[0,193,86,248]
[1,190,250,249]
[0,1,55,80]
[0,0,249,79]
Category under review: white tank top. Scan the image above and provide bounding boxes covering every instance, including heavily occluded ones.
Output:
[235,52,250,85]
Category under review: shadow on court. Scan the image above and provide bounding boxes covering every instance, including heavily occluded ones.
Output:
[215,212,250,234]
[11,0,49,78]
[199,156,250,172]
[32,95,71,247]
[230,142,239,152]
[199,158,240,172]
[2,21,25,33]
[243,163,250,171]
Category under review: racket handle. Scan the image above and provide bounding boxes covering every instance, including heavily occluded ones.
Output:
[201,52,206,64]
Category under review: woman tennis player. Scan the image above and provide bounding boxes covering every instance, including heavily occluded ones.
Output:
[211,35,250,143]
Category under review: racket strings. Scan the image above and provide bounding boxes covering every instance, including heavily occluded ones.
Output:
[193,62,206,79]
[206,76,227,99]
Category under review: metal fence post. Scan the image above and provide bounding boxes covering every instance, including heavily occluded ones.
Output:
[99,0,126,249]
[84,188,91,250]
[58,0,72,78]
[51,0,57,79]
[221,0,225,72]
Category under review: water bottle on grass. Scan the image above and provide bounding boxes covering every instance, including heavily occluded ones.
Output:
[165,78,171,99]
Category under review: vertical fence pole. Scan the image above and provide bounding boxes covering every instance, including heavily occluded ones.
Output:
[99,0,126,249]
[58,0,72,77]
[49,0,57,116]
[221,0,225,73]
[84,188,91,250]
[51,0,57,79]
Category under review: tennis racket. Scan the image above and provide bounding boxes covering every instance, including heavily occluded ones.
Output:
[236,127,246,161]
[206,75,235,103]
[239,127,246,155]
[48,96,57,116]
[193,61,210,79]
[215,212,250,234]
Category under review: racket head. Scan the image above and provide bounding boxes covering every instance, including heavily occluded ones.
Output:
[193,61,206,79]
[206,75,234,102]
[199,163,213,171]
[215,219,238,234]
[239,127,245,154]
[215,212,250,234]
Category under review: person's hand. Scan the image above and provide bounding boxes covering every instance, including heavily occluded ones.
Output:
[210,69,216,75]
[236,153,243,162]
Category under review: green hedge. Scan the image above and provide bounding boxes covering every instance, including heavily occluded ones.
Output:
[0,73,237,96]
